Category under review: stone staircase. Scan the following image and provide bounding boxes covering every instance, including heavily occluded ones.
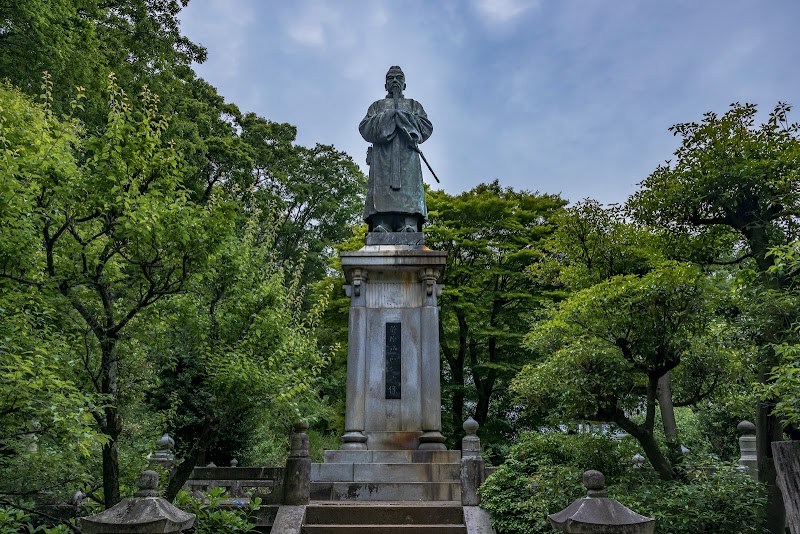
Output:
[310,450,462,502]
[301,501,467,533]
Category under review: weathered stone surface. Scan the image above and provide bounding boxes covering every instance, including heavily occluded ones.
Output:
[284,422,311,505]
[461,418,485,506]
[464,506,497,533]
[548,470,654,533]
[773,440,800,534]
[81,471,194,534]
[148,434,175,473]
[324,449,461,464]
[271,505,306,534]
[314,481,460,501]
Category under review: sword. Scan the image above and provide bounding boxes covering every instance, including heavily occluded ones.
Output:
[411,142,441,184]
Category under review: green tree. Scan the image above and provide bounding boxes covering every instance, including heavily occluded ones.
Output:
[0,77,231,507]
[424,181,566,452]
[514,261,736,480]
[148,214,331,500]
[629,102,800,531]
[0,0,206,124]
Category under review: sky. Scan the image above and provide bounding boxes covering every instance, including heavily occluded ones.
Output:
[178,0,800,205]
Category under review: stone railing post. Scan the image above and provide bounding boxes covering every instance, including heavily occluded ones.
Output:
[461,417,485,506]
[548,470,654,533]
[284,421,311,505]
[80,470,195,534]
[737,420,758,480]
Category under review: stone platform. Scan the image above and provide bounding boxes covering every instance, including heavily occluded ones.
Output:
[311,450,461,502]
[301,501,467,533]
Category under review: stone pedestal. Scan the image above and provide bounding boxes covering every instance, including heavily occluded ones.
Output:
[340,239,446,451]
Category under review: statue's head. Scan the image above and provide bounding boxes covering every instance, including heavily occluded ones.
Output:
[385,66,406,96]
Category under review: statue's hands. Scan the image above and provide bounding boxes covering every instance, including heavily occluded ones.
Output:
[400,128,419,144]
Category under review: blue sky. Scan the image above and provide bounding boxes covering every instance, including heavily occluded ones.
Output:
[179,0,800,205]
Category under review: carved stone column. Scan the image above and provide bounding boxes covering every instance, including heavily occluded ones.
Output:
[342,268,368,450]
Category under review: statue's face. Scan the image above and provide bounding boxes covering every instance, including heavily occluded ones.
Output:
[385,71,405,94]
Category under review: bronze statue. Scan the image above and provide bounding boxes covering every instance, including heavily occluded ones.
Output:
[360,66,433,232]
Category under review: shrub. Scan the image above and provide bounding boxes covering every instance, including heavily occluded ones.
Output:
[175,487,260,533]
[613,466,765,534]
[0,506,72,533]
[479,431,765,534]
[478,431,631,534]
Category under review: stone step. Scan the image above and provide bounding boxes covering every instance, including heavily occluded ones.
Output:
[305,502,465,524]
[311,481,461,501]
[323,450,461,465]
[312,462,460,483]
[301,502,467,534]
[302,526,466,533]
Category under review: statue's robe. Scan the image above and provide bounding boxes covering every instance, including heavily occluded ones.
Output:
[359,96,433,222]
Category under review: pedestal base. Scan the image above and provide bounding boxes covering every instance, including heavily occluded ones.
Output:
[341,244,447,452]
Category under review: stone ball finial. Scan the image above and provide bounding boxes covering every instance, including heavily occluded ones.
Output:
[583,470,605,491]
[463,417,479,435]
[583,470,608,498]
[738,420,756,436]
[230,458,239,467]
[135,470,159,497]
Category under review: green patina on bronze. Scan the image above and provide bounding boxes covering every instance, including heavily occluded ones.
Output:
[360,66,433,232]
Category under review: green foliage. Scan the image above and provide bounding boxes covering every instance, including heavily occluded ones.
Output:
[763,241,800,427]
[516,199,745,479]
[516,263,724,418]
[479,432,765,534]
[479,432,630,534]
[0,74,234,505]
[425,181,566,452]
[630,102,800,274]
[0,506,72,533]
[175,488,260,533]
[612,467,765,534]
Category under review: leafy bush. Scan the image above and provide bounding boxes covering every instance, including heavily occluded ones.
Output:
[612,466,764,534]
[175,487,261,533]
[0,506,71,533]
[479,431,630,534]
[479,431,765,534]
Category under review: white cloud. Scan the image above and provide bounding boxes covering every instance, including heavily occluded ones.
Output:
[472,0,539,25]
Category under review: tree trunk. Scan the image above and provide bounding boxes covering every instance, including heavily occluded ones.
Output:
[165,418,219,502]
[100,340,121,508]
[758,396,786,533]
[748,231,787,534]
[615,414,675,481]
[772,441,800,534]
[657,371,682,462]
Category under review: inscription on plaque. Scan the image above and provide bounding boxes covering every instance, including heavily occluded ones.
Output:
[385,322,401,399]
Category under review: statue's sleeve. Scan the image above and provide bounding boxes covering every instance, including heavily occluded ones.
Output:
[359,102,397,144]
[394,100,433,144]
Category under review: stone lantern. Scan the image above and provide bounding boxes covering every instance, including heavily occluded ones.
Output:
[80,470,195,534]
[548,470,654,534]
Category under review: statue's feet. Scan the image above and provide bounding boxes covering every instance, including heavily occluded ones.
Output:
[373,224,391,233]
[401,225,417,233]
